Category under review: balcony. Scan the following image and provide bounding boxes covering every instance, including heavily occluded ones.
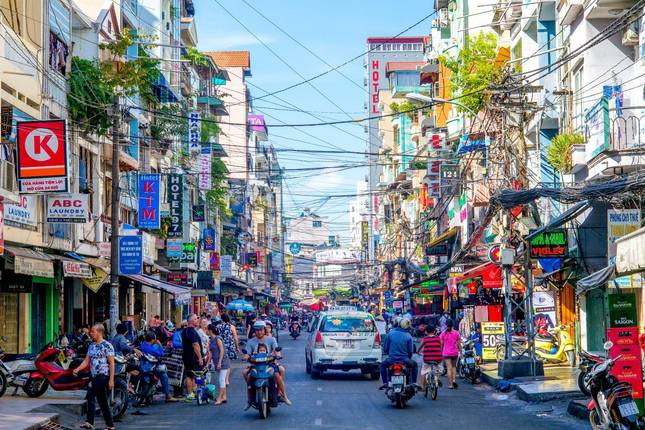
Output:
[570,144,586,173]
[586,116,645,178]
[102,140,139,172]
[584,0,636,19]
[0,160,18,203]
[558,0,583,24]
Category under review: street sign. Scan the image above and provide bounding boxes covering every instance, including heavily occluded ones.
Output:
[488,245,501,263]
[440,164,459,180]
[17,120,69,193]
[46,194,89,223]
[481,322,505,361]
[529,229,567,258]
[118,236,142,275]
[166,239,182,259]
[289,242,302,255]
[202,227,216,251]
[167,174,183,238]
[138,174,160,229]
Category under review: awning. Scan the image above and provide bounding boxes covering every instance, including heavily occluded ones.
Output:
[459,262,503,288]
[427,227,459,249]
[5,245,54,278]
[616,226,645,276]
[153,73,179,103]
[123,274,191,304]
[576,264,616,296]
[526,200,591,241]
[221,277,249,291]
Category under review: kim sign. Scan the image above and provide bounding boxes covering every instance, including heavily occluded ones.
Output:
[17,120,69,193]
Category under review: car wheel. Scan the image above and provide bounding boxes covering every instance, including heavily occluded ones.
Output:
[311,366,322,380]
[305,357,312,374]
[370,371,380,381]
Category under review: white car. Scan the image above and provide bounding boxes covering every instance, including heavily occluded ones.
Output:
[304,309,382,379]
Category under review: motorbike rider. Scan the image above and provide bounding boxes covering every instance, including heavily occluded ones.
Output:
[379,317,419,390]
[289,313,301,334]
[140,331,178,402]
[111,323,141,357]
[242,321,292,406]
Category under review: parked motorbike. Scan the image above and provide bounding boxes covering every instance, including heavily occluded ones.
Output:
[578,349,605,396]
[243,347,282,419]
[132,353,165,407]
[457,339,481,384]
[384,361,416,408]
[289,322,301,340]
[0,336,46,398]
[495,325,575,365]
[30,344,128,419]
[586,341,640,430]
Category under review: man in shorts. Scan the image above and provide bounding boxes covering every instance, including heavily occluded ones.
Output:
[181,314,204,401]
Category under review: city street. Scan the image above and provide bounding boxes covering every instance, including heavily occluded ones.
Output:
[102,333,586,430]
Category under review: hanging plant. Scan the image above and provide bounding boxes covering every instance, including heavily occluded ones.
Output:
[546,132,586,173]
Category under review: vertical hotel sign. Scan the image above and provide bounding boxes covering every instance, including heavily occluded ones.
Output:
[16,120,69,192]
[370,56,380,114]
[168,174,183,238]
[361,221,369,261]
[138,174,160,229]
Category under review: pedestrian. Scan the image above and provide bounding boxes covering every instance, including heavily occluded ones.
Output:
[440,319,461,389]
[219,313,239,360]
[181,314,204,401]
[197,318,211,361]
[439,311,450,333]
[245,313,257,340]
[207,323,230,405]
[73,323,116,430]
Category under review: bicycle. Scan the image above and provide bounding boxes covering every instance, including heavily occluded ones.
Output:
[423,362,441,400]
[192,368,210,406]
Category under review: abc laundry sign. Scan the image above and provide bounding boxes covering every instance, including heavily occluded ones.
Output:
[46,194,89,224]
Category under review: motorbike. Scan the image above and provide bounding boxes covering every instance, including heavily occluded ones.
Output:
[243,347,282,419]
[289,322,301,340]
[384,361,416,408]
[132,353,166,407]
[495,325,575,366]
[457,339,481,384]
[578,350,605,396]
[586,341,640,430]
[0,336,46,398]
[29,343,128,419]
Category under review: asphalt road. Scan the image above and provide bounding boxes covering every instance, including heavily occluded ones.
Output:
[78,332,589,430]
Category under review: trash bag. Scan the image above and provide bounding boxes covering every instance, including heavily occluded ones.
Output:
[497,380,512,392]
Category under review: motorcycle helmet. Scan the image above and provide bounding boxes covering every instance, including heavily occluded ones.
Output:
[253,321,267,331]
[399,318,411,330]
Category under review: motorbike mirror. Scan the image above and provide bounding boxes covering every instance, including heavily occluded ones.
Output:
[603,341,614,351]
[275,346,282,352]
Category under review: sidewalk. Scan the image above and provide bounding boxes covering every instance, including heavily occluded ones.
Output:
[0,389,85,430]
[480,363,585,402]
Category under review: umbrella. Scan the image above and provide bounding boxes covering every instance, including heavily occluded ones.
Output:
[226,299,255,312]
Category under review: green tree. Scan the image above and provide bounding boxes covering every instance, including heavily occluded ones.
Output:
[546,132,586,173]
[68,57,114,136]
[439,32,501,114]
[206,157,231,218]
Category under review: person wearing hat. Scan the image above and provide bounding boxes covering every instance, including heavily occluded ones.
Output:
[242,321,291,406]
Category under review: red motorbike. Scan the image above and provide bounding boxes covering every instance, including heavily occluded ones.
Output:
[30,344,128,419]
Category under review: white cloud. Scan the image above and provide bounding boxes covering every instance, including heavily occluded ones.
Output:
[301,169,347,192]
[200,34,273,49]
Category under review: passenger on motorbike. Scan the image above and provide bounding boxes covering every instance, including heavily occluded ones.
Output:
[242,321,292,406]
[112,323,141,357]
[379,318,419,390]
[140,331,178,402]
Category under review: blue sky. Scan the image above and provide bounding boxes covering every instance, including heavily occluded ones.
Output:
[194,0,433,242]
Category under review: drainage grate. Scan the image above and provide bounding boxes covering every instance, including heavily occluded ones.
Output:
[38,421,75,430]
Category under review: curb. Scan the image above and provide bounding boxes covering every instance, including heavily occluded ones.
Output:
[515,385,586,402]
[567,399,589,420]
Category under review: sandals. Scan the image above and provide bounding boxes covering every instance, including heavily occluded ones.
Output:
[80,423,94,429]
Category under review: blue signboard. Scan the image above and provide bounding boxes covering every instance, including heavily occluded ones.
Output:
[289,242,302,255]
[138,174,160,229]
[167,238,182,259]
[119,236,142,275]
[202,227,216,251]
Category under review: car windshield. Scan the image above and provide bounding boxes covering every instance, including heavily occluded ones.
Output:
[320,316,375,333]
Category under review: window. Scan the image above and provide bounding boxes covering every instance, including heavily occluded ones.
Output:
[396,71,420,88]
[312,220,322,228]
[0,0,42,48]
[320,316,375,333]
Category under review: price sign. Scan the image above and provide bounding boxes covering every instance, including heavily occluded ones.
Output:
[481,322,505,361]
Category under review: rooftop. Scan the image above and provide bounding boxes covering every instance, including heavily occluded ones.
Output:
[205,51,251,69]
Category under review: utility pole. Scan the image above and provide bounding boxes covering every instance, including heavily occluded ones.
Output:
[109,96,121,338]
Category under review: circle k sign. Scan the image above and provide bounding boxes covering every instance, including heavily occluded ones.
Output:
[17,120,69,193]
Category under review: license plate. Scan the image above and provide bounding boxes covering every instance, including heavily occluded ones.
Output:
[619,401,638,417]
[391,375,404,384]
[342,340,354,349]
[465,357,475,364]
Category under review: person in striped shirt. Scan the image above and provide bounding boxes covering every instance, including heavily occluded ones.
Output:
[418,325,443,390]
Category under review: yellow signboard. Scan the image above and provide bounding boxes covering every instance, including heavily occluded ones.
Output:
[81,267,108,293]
[481,322,505,361]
